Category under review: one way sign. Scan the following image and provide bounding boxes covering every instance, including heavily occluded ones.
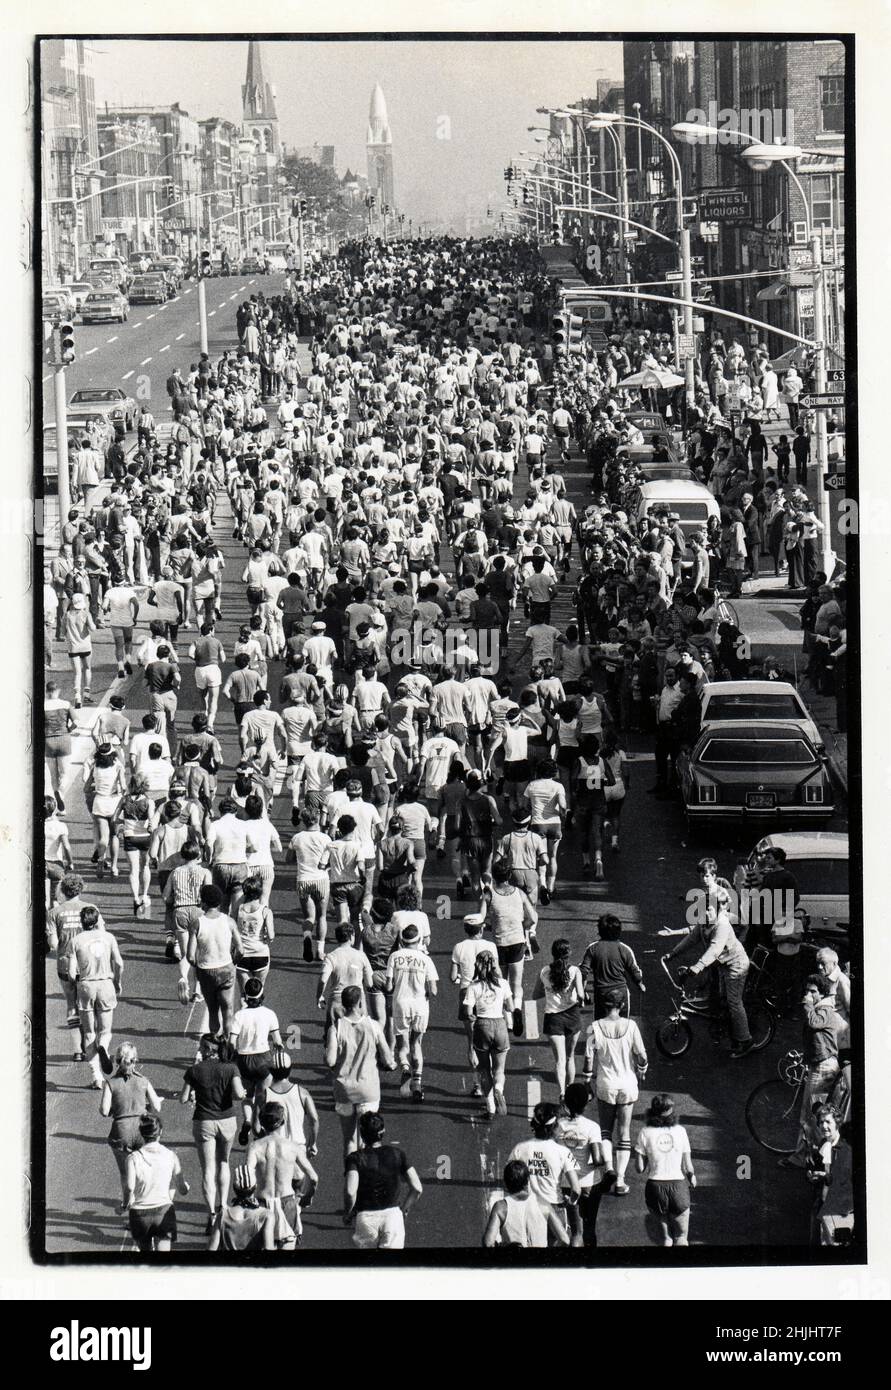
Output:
[823,473,846,491]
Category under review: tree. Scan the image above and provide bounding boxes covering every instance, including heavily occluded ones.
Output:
[279,156,352,237]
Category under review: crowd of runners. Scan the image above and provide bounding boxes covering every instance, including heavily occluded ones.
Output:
[43,233,852,1252]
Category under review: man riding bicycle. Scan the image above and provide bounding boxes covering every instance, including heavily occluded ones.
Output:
[667,887,754,1058]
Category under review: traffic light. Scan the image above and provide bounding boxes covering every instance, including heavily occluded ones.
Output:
[59,320,75,365]
[504,166,515,182]
[200,249,212,278]
[292,197,308,218]
[522,185,531,205]
[552,311,583,356]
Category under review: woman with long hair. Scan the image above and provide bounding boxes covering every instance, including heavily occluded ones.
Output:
[99,1042,163,1208]
[583,986,648,1195]
[45,679,76,811]
[532,938,585,1098]
[86,744,127,878]
[115,777,157,917]
[234,873,275,993]
[634,1093,696,1247]
[463,951,513,1118]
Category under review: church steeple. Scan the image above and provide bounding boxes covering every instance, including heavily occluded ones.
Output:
[241,40,279,158]
[366,82,395,211]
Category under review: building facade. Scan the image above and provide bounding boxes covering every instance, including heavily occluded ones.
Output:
[103,103,202,260]
[622,39,845,348]
[96,116,161,260]
[40,39,101,280]
[200,116,239,255]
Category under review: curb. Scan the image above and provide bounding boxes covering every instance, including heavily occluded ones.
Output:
[818,722,848,800]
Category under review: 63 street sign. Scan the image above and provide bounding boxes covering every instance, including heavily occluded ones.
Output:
[800,392,845,408]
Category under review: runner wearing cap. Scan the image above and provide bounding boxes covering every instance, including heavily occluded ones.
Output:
[386,923,439,1103]
[208,1164,275,1252]
[496,810,547,907]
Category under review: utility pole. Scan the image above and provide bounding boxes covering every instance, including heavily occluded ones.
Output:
[52,363,71,521]
[680,224,696,410]
[197,228,209,355]
[811,233,835,577]
[298,212,305,275]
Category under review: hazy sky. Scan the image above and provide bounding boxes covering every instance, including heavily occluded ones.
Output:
[87,38,622,227]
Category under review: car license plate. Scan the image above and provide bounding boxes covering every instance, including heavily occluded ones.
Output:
[746,792,776,809]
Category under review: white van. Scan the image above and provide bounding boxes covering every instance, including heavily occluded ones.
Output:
[628,479,721,541]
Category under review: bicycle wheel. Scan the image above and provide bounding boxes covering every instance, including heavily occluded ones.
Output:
[747,1002,777,1053]
[745,1078,802,1154]
[655,1015,692,1058]
[719,596,739,628]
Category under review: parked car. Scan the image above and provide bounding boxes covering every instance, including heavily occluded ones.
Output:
[128,251,152,275]
[625,410,669,433]
[699,681,823,752]
[128,273,168,305]
[69,386,137,434]
[42,291,69,323]
[677,720,835,831]
[80,288,129,324]
[238,256,265,274]
[146,262,178,297]
[43,285,76,313]
[88,256,130,290]
[42,421,97,493]
[733,831,849,945]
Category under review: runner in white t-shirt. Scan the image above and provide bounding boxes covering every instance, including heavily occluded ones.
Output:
[385,924,438,1103]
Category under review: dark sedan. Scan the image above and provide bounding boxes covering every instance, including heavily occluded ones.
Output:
[677,720,835,832]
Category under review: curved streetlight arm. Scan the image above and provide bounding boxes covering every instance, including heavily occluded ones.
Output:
[555,203,676,246]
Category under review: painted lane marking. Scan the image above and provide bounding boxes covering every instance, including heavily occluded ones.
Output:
[526,1077,542,1117]
[106,335,118,343]
[121,371,134,380]
[176,333,185,340]
[183,287,193,294]
[159,344,170,353]
[524,999,540,1040]
[140,357,152,365]
[84,347,98,356]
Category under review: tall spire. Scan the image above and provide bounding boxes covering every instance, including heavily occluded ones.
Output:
[242,40,277,122]
[367,82,391,146]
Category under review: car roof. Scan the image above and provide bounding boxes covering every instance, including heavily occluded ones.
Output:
[636,479,715,499]
[703,681,800,698]
[754,831,849,860]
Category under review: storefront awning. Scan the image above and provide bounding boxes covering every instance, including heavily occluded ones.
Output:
[756,280,788,302]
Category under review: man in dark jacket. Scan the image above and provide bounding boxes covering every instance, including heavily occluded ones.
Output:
[671,670,702,751]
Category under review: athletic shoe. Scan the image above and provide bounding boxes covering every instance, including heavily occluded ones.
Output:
[611,836,620,851]
[89,1077,103,1090]
[411,1086,425,1104]
[399,1069,413,1098]
[97,1044,113,1076]
[72,1049,85,1062]
[66,1009,79,1028]
[730,1040,755,1059]
[512,1007,523,1037]
[164,939,176,961]
[55,793,65,813]
[539,885,551,905]
[191,987,204,1003]
[471,1082,483,1097]
[302,935,314,962]
[117,667,126,679]
[455,879,464,900]
[124,661,133,675]
[613,1183,630,1196]
[493,1089,507,1115]
[594,860,604,880]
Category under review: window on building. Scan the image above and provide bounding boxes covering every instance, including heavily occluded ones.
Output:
[810,174,835,229]
[820,76,844,134]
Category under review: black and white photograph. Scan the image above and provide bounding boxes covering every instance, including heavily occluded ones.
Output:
[4,2,886,1320]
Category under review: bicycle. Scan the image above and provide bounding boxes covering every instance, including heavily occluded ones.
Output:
[655,956,777,1059]
[745,1048,851,1155]
[713,580,739,630]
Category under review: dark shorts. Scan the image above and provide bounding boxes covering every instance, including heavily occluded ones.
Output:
[196,962,236,997]
[46,862,65,884]
[543,1004,581,1037]
[236,951,270,973]
[497,942,526,969]
[123,834,151,852]
[645,1178,690,1218]
[237,1051,272,1083]
[531,822,562,844]
[129,1203,177,1246]
[442,721,467,747]
[466,722,491,739]
[212,863,249,894]
[503,759,530,784]
[556,745,578,769]
[331,881,364,909]
[472,1016,510,1053]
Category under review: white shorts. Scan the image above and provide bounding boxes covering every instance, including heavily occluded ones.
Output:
[334,1098,379,1119]
[194,663,222,690]
[393,1003,429,1036]
[353,1207,405,1250]
[595,1080,639,1106]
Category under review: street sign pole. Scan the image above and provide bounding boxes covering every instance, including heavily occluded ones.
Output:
[53,362,71,522]
[812,234,834,577]
[680,225,695,410]
[298,213,305,276]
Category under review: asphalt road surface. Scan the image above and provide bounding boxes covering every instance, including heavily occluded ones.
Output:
[42,275,845,1254]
